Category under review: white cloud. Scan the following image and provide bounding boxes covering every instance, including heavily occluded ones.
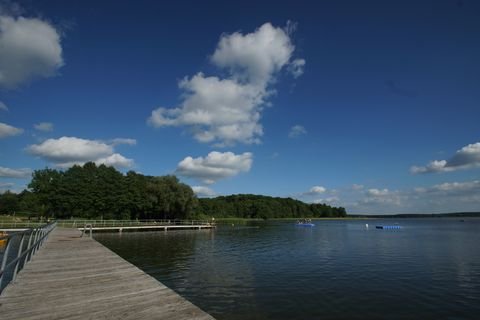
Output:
[352,189,403,210]
[411,160,449,174]
[192,186,217,197]
[288,125,307,138]
[416,180,480,194]
[0,101,8,111]
[0,166,31,178]
[313,197,339,204]
[26,136,134,169]
[149,73,265,146]
[409,180,480,212]
[299,185,328,199]
[0,14,63,89]
[27,137,112,162]
[347,179,480,214]
[0,122,23,138]
[411,142,480,174]
[148,22,305,146]
[95,153,134,168]
[288,58,306,78]
[176,151,253,184]
[34,122,53,132]
[0,182,15,192]
[211,23,295,85]
[367,188,390,196]
[309,186,326,194]
[110,138,137,146]
[0,182,14,188]
[352,184,364,190]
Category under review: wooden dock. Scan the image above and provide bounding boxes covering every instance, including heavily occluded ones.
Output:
[0,227,215,320]
[78,224,215,233]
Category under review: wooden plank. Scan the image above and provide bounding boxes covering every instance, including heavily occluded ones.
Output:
[0,228,215,320]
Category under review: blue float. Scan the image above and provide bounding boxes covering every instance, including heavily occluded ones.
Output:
[296,223,315,227]
[376,225,401,229]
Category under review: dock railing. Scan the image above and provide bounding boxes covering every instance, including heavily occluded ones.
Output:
[0,221,57,294]
[57,219,212,228]
[0,221,46,229]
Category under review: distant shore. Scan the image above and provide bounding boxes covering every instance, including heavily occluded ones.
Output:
[213,212,480,223]
[348,212,480,218]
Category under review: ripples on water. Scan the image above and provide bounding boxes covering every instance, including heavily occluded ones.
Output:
[95,218,480,319]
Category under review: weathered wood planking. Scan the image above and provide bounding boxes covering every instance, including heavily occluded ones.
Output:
[0,228,215,320]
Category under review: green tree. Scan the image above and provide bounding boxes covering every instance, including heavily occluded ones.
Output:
[0,190,19,215]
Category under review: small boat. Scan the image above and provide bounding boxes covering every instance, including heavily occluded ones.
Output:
[376,225,401,229]
[296,223,315,227]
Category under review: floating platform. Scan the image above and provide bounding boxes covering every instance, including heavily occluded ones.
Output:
[77,224,215,233]
[296,223,315,227]
[376,225,401,229]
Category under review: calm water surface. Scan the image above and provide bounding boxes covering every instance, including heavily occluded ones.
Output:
[95,219,480,319]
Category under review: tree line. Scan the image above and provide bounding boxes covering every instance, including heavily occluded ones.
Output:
[197,194,346,219]
[0,162,196,220]
[0,162,346,219]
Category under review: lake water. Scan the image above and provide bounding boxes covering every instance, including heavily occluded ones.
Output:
[95,219,480,319]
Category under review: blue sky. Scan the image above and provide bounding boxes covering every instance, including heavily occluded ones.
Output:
[1,0,479,214]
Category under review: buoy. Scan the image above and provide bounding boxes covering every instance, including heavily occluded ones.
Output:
[376,225,401,229]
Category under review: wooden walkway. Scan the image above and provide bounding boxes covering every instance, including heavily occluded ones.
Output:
[78,224,215,233]
[0,228,215,320]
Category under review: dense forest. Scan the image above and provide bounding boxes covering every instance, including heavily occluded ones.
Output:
[0,163,196,220]
[0,162,346,219]
[197,195,346,219]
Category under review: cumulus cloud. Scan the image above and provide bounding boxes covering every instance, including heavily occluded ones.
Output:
[26,136,134,169]
[308,186,326,194]
[288,124,307,138]
[176,151,253,184]
[149,74,265,145]
[148,22,305,146]
[192,186,217,197]
[0,122,23,138]
[34,122,53,132]
[27,137,112,162]
[409,180,480,212]
[0,14,64,89]
[354,188,402,209]
[411,142,480,174]
[210,23,295,85]
[0,166,31,178]
[0,101,8,111]
[95,153,133,168]
[411,160,449,174]
[299,185,329,199]
[348,179,480,214]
